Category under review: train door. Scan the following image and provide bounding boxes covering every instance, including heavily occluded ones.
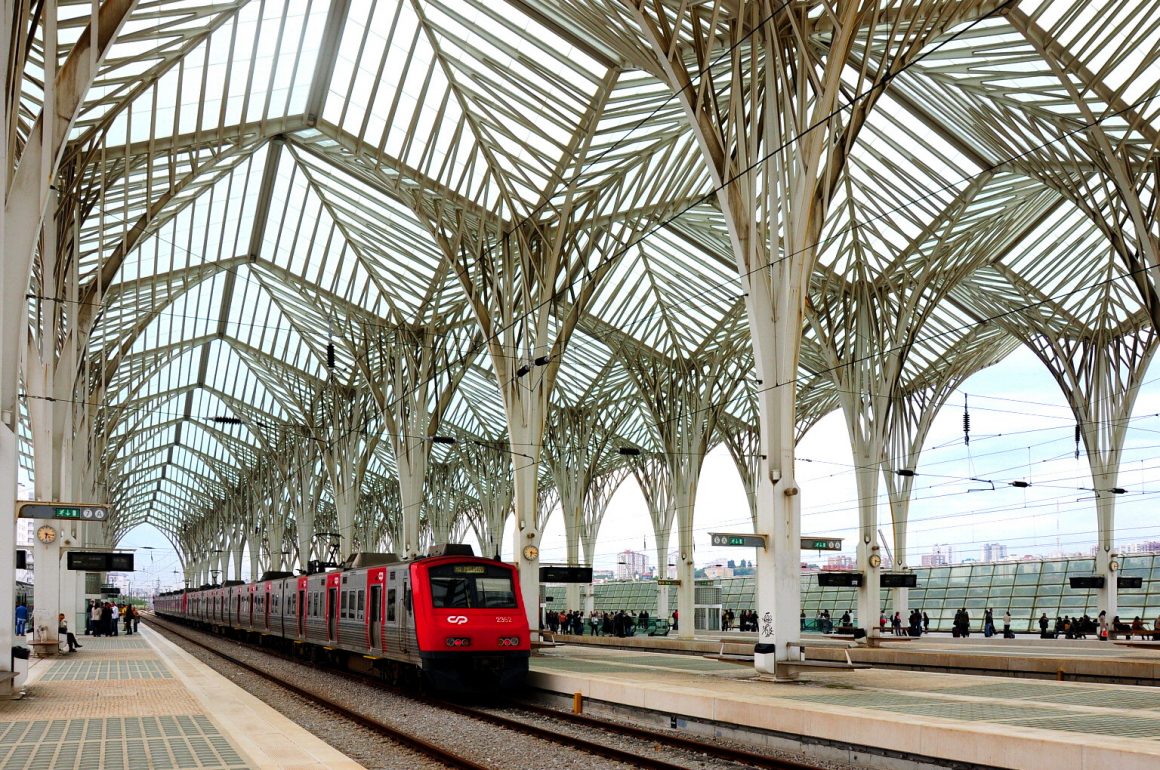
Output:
[327,586,338,640]
[386,569,399,652]
[368,584,380,649]
[264,584,272,631]
[297,579,306,638]
[400,570,412,653]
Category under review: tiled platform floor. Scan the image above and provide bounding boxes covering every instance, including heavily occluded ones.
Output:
[0,626,363,770]
[531,645,1160,769]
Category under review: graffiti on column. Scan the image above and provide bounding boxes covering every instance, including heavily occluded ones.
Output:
[761,611,774,638]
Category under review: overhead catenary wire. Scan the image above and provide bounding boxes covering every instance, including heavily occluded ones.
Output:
[36,1,1160,565]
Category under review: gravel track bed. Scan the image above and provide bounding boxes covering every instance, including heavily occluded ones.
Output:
[149,620,444,770]
[151,619,864,770]
[149,620,641,769]
[481,705,864,770]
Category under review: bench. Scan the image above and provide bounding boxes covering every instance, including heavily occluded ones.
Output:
[702,652,754,666]
[779,659,872,671]
[29,640,63,657]
[1114,640,1160,650]
[1108,628,1156,640]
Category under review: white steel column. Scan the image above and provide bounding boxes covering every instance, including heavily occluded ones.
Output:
[0,425,17,688]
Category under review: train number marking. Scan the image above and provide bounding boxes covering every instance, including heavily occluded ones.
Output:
[495,616,512,623]
[448,615,468,625]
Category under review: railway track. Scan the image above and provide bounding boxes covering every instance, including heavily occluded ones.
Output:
[147,614,830,770]
[147,615,490,770]
[480,701,819,770]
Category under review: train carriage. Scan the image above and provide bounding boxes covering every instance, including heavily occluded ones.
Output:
[153,544,529,691]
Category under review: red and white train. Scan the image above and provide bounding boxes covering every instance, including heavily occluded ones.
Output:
[153,544,531,690]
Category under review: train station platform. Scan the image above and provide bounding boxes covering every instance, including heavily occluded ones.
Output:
[543,630,1160,685]
[0,627,362,770]
[530,636,1160,769]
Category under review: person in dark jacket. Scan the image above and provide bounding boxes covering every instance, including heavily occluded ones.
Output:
[58,614,82,652]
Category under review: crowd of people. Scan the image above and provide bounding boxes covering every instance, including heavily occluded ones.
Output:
[86,599,139,637]
[543,608,656,637]
[12,599,141,652]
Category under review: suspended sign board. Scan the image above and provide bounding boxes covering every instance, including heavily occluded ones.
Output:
[656,578,680,586]
[538,566,593,583]
[67,552,134,572]
[817,572,864,587]
[1068,576,1105,589]
[879,573,917,588]
[16,501,108,521]
[801,537,843,551]
[1118,576,1143,589]
[710,533,766,548]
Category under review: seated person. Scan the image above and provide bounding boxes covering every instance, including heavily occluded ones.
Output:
[1113,615,1130,633]
[1131,616,1146,637]
[57,614,82,652]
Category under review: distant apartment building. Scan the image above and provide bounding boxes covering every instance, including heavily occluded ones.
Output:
[982,543,1008,562]
[703,560,733,579]
[824,554,857,570]
[1123,541,1160,555]
[921,544,954,567]
[616,550,649,580]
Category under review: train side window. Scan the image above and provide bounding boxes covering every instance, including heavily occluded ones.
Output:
[404,587,411,612]
[357,590,365,621]
[340,591,348,619]
[387,588,396,623]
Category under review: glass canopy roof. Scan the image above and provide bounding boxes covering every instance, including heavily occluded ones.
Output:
[12,0,1160,554]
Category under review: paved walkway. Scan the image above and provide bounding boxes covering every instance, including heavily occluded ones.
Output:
[532,643,1160,769]
[0,626,363,770]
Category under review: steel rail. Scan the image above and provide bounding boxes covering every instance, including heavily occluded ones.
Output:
[148,614,826,770]
[496,701,820,770]
[146,616,491,770]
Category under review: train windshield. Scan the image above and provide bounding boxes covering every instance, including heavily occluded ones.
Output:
[428,564,518,609]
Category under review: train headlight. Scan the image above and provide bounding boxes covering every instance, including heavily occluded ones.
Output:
[498,636,520,647]
[445,636,471,648]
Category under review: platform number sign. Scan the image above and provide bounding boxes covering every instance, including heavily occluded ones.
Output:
[710,533,766,548]
[16,501,109,521]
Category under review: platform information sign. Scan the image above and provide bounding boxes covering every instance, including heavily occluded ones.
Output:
[16,501,108,521]
[710,533,766,548]
[801,537,842,551]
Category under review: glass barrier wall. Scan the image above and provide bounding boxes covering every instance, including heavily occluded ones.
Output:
[541,554,1160,632]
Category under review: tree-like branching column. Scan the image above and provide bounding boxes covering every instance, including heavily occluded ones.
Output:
[628,0,999,671]
[625,335,746,639]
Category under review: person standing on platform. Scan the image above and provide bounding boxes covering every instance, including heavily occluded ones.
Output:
[91,602,103,636]
[110,603,120,636]
[124,606,134,635]
[983,608,994,637]
[1003,609,1012,638]
[1098,610,1108,640]
[133,605,140,633]
[671,609,678,632]
[15,601,28,636]
[100,602,113,636]
[922,611,930,634]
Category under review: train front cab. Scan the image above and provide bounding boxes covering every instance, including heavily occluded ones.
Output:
[410,552,530,691]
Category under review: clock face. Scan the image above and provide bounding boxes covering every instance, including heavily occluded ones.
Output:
[522,544,539,561]
[868,554,881,568]
[37,525,57,544]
